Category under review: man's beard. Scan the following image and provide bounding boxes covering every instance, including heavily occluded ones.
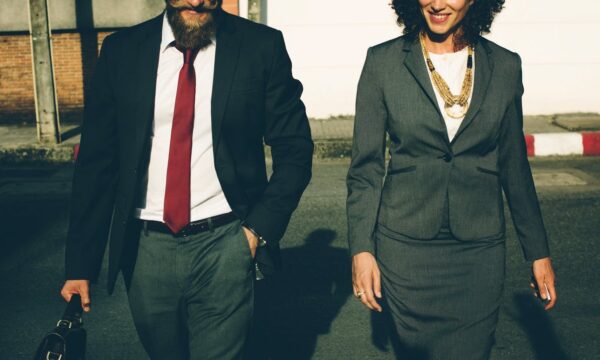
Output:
[166,1,220,50]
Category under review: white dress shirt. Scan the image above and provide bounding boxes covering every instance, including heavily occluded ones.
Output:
[136,14,232,222]
[427,47,475,142]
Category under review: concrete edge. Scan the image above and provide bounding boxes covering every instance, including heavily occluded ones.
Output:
[0,144,74,165]
[2,133,599,166]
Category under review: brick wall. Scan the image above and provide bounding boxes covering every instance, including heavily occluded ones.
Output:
[0,0,238,125]
[0,33,35,124]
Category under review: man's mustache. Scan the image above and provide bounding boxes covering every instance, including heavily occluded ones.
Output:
[170,0,219,12]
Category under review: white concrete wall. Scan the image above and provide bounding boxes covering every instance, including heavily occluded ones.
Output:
[267,0,600,118]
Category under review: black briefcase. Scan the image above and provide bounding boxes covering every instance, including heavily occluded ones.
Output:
[34,294,86,360]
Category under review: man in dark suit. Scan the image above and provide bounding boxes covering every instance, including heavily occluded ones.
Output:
[60,0,313,358]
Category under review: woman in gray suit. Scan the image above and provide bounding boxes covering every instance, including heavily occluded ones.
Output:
[346,0,557,358]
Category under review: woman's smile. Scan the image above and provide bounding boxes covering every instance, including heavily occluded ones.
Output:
[428,12,452,24]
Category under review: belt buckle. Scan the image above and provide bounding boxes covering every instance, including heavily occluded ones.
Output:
[180,221,202,237]
[178,227,189,238]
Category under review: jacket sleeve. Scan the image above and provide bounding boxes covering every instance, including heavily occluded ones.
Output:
[65,34,119,281]
[244,30,313,244]
[498,55,550,261]
[346,48,388,256]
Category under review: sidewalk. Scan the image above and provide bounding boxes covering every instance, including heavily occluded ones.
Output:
[1,113,599,164]
[311,113,600,158]
[0,124,80,164]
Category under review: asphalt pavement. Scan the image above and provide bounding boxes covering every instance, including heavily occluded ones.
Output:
[1,158,600,359]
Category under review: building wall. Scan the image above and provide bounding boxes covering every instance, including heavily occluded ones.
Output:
[0,0,239,124]
[268,0,600,118]
[0,32,112,124]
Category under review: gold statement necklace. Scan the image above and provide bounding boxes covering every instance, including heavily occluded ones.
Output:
[420,32,474,119]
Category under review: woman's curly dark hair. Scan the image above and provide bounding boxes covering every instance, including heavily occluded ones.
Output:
[391,0,505,44]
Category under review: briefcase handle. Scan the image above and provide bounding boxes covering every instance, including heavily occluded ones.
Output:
[57,295,83,328]
[34,295,87,360]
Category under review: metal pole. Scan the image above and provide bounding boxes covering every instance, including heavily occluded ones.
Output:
[260,0,267,24]
[28,0,61,144]
[248,0,262,23]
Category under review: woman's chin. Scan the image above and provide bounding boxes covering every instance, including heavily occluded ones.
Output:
[426,23,453,37]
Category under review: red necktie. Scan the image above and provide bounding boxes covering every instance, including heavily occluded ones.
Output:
[163,46,199,234]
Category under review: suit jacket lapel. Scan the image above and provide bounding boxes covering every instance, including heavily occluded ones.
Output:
[452,39,494,142]
[132,14,163,150]
[212,11,242,153]
[403,38,450,144]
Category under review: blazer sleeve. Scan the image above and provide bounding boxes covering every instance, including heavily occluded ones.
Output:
[498,55,550,261]
[65,34,119,281]
[346,48,388,256]
[244,30,314,244]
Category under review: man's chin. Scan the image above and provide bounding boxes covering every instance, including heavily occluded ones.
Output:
[167,6,216,50]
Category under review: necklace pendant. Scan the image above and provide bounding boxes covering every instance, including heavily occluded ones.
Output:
[444,103,468,119]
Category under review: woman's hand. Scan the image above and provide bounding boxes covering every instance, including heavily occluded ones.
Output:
[352,252,382,312]
[531,257,557,310]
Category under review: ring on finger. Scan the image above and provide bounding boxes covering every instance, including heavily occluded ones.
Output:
[356,290,365,299]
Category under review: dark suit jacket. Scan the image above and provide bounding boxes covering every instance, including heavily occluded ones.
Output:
[65,11,313,293]
[347,35,549,261]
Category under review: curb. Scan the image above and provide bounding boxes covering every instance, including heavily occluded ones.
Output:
[313,140,353,159]
[315,132,600,159]
[526,132,600,157]
[2,132,600,165]
[0,144,74,165]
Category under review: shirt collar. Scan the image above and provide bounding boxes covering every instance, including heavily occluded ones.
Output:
[160,13,176,53]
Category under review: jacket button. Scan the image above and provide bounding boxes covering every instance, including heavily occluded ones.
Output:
[443,153,453,162]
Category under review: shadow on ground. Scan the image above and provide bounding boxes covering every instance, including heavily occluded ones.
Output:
[62,126,81,142]
[508,293,568,360]
[246,229,353,359]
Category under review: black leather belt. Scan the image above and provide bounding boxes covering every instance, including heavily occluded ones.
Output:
[143,212,238,237]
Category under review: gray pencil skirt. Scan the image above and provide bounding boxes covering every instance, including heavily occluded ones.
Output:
[375,225,506,360]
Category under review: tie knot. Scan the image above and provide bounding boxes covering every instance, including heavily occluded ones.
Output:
[176,44,199,64]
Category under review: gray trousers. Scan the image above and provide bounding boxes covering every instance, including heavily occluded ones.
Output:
[124,219,254,360]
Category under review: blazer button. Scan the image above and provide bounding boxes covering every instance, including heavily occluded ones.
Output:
[442,153,453,162]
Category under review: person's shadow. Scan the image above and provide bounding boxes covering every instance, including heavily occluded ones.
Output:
[245,229,353,359]
[508,292,568,359]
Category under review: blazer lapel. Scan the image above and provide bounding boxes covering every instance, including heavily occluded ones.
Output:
[452,39,494,142]
[211,11,243,153]
[403,38,450,143]
[132,14,163,150]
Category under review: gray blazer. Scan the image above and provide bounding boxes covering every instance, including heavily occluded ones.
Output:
[346,35,549,261]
